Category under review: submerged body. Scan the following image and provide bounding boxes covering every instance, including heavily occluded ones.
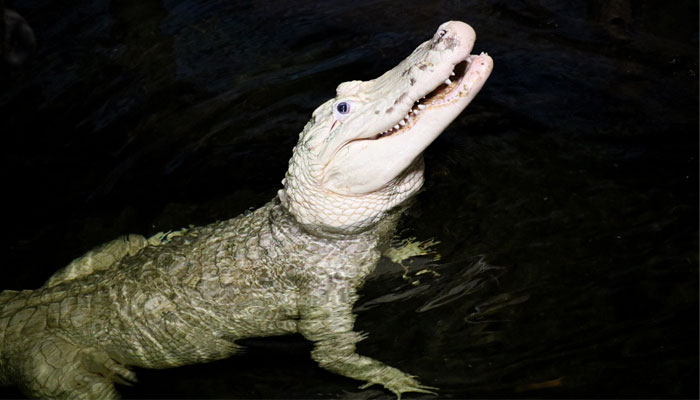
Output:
[0,21,492,399]
[1,201,400,398]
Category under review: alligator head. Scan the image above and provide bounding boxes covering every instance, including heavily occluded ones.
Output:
[280,21,493,233]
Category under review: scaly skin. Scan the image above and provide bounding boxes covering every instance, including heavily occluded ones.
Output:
[0,21,493,399]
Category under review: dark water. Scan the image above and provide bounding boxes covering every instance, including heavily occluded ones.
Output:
[1,0,697,398]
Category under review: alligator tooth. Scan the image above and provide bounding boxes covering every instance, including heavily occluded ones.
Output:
[399,120,406,126]
[451,71,455,76]
[413,109,420,114]
[393,124,400,130]
[417,104,426,110]
[444,78,452,85]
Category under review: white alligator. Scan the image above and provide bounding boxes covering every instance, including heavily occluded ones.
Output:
[0,21,492,399]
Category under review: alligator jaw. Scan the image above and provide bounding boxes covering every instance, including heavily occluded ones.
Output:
[369,55,486,140]
[282,21,493,232]
[324,21,494,196]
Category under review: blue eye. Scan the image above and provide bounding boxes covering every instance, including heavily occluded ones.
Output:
[336,102,350,114]
[333,100,354,121]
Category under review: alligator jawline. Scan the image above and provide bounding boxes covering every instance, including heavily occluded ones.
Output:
[370,58,471,141]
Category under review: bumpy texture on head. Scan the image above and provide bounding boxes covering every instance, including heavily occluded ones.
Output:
[280,21,493,233]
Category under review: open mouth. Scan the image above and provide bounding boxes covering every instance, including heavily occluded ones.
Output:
[370,57,473,140]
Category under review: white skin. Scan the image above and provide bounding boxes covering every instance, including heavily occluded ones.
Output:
[282,21,494,233]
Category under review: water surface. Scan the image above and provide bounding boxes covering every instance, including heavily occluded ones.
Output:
[1,0,697,398]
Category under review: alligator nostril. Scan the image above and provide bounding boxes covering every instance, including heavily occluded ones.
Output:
[432,29,448,46]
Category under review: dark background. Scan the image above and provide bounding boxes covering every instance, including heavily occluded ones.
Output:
[1,0,697,398]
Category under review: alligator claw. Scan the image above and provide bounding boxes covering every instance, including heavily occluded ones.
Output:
[359,374,438,399]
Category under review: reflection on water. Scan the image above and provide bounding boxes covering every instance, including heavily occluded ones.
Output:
[1,0,697,398]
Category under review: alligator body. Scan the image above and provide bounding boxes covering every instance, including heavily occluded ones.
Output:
[0,21,492,399]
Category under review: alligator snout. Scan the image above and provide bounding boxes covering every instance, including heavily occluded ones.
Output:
[430,21,476,54]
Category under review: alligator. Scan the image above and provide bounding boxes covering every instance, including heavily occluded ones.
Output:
[0,21,492,399]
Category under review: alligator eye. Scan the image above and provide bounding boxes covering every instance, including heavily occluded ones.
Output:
[336,102,349,114]
[332,100,354,121]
